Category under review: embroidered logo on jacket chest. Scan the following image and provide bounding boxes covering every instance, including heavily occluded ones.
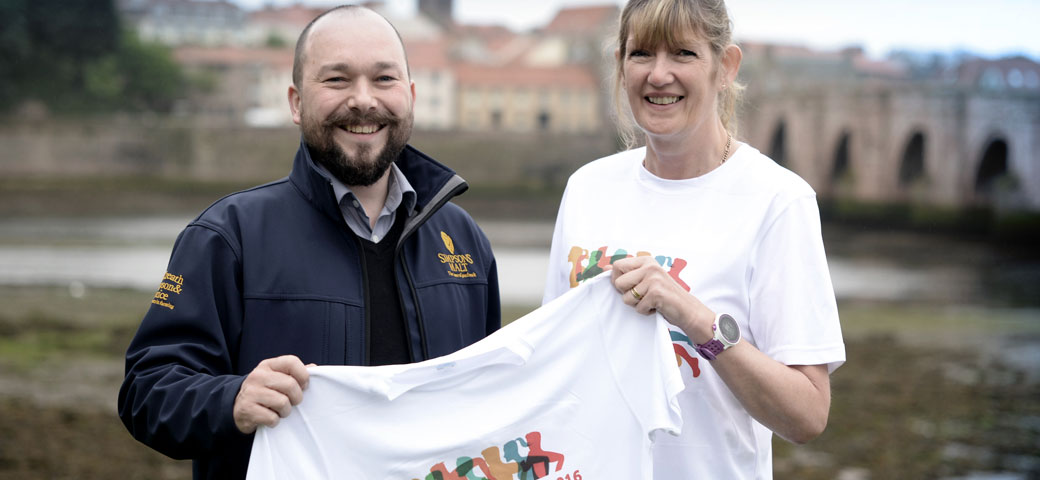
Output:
[439,231,477,278]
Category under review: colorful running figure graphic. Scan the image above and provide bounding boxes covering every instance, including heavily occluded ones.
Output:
[502,433,565,480]
[523,432,564,478]
[481,446,521,479]
[567,245,690,291]
[502,437,532,480]
[424,457,494,480]
[417,431,564,480]
[670,331,701,378]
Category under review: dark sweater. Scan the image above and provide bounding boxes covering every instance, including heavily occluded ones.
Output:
[362,209,409,366]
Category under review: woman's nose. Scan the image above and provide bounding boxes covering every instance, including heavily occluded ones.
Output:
[647,57,675,87]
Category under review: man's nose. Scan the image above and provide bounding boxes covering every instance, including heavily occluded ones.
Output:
[346,79,377,111]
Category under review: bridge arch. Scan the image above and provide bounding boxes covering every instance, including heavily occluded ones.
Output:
[826,129,854,196]
[768,119,787,167]
[898,131,928,193]
[831,131,852,181]
[974,136,1016,205]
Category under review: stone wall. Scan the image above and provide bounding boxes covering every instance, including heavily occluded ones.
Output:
[0,115,617,190]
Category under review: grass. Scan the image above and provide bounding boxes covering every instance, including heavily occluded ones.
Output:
[0,286,1037,479]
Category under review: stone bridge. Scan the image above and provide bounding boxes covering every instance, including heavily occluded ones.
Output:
[739,54,1040,212]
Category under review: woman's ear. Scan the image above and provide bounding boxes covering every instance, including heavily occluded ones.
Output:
[722,44,743,85]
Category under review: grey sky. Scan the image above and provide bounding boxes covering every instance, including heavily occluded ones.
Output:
[232,0,1039,60]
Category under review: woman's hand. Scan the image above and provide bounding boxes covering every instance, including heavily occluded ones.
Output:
[611,256,832,443]
[609,256,715,344]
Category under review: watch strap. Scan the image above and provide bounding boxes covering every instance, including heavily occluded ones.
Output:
[694,339,724,361]
[694,314,738,361]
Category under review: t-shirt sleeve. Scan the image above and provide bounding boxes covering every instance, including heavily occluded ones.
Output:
[598,281,685,440]
[748,195,846,373]
[542,184,574,305]
[246,372,363,479]
[246,410,330,480]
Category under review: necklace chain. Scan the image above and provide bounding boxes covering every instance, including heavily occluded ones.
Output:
[720,133,732,166]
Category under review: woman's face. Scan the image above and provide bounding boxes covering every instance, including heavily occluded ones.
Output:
[622,29,721,142]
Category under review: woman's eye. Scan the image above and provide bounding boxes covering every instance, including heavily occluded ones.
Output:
[679,49,698,57]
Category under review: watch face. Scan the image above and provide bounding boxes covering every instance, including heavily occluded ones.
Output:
[718,314,740,343]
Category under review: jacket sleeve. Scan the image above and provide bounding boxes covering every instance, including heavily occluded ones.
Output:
[117,223,250,459]
[485,256,502,335]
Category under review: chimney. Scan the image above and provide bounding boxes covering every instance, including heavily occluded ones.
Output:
[418,0,453,28]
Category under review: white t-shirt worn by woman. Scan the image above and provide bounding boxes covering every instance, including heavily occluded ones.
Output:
[543,144,846,480]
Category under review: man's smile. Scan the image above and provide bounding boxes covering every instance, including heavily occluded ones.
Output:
[341,124,383,134]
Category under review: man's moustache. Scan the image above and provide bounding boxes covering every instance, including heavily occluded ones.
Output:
[322,110,398,128]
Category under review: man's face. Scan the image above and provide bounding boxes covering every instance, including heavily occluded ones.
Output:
[290,10,415,186]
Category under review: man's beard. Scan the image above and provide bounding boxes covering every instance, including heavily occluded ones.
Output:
[302,107,413,187]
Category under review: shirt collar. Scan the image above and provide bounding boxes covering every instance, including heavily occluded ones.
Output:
[316,162,417,217]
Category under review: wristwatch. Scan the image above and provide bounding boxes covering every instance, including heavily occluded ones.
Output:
[694,313,740,361]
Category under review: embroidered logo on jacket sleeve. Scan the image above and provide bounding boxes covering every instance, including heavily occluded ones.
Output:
[151,272,184,310]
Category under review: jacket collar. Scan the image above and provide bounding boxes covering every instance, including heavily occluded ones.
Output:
[288,138,467,225]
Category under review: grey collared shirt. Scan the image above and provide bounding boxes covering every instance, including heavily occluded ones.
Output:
[317,163,417,243]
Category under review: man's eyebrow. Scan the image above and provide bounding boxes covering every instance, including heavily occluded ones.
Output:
[314,61,403,78]
[374,61,404,73]
[316,62,351,76]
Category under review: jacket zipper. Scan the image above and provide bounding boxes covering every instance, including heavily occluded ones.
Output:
[396,176,469,361]
[355,233,371,366]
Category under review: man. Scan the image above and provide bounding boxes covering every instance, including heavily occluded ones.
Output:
[118,7,500,479]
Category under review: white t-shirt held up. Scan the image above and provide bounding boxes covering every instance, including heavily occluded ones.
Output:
[247,275,684,480]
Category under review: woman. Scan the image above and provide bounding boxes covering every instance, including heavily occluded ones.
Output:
[541,0,846,477]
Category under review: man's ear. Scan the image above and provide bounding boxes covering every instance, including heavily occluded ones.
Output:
[288,84,302,125]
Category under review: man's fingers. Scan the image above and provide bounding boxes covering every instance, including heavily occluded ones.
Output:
[234,393,282,434]
[262,373,305,406]
[262,355,310,390]
[253,387,294,418]
[234,356,311,434]
[245,364,305,407]
[238,377,296,415]
[233,383,294,433]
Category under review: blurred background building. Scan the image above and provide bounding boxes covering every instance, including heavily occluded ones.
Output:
[2,0,1038,216]
[0,3,1038,477]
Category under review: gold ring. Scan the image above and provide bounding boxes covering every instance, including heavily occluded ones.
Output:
[631,287,643,301]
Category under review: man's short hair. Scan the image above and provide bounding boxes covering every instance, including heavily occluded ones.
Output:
[291,6,411,90]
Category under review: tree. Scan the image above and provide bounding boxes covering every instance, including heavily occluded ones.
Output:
[0,0,187,114]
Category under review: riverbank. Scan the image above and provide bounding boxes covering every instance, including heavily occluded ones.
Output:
[0,284,1037,479]
[7,176,1040,241]
[1,180,1038,478]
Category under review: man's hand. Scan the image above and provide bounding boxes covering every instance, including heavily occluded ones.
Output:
[233,355,311,434]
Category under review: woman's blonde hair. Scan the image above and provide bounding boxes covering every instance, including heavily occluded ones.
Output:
[611,0,745,149]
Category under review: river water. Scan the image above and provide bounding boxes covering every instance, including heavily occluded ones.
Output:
[0,215,1036,309]
[0,215,1035,313]
[2,215,1038,479]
